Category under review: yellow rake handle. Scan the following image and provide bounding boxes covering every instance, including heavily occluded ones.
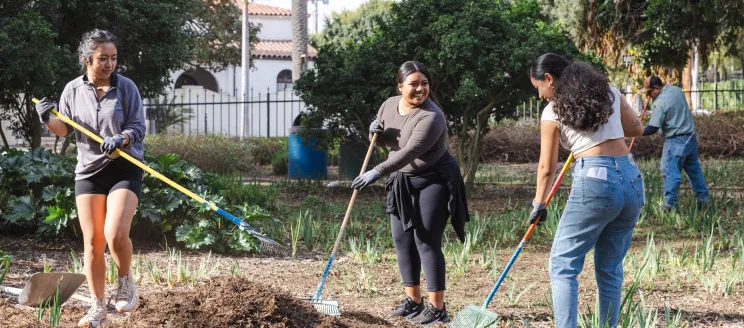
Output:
[32,98,217,211]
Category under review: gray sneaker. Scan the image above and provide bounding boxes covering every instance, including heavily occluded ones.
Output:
[389,296,425,319]
[114,271,136,312]
[78,298,107,327]
[409,302,450,326]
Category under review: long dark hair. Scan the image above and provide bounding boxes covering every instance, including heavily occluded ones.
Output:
[531,54,613,132]
[530,53,571,81]
[396,61,442,109]
[78,29,119,74]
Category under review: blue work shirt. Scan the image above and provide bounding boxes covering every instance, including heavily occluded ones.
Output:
[648,85,696,138]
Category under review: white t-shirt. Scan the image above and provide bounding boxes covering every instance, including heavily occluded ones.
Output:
[540,86,624,155]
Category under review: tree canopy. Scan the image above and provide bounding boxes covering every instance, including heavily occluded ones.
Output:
[296,0,584,188]
[0,0,257,148]
[540,0,744,71]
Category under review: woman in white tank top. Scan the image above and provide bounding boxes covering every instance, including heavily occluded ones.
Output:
[527,53,645,328]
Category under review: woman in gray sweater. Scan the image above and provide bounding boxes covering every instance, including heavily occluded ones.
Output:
[352,61,469,325]
[35,29,145,328]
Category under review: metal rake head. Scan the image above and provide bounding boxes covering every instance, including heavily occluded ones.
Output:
[306,298,340,316]
[448,304,500,328]
[238,221,289,256]
[251,231,289,256]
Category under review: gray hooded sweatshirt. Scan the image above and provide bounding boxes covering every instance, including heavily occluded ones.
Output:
[58,73,146,180]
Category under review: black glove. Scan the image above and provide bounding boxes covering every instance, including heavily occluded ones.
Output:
[529,201,547,226]
[35,97,56,124]
[351,169,381,190]
[369,119,384,135]
[100,133,126,156]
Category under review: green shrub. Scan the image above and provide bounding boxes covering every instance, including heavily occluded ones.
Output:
[0,148,277,253]
[271,148,289,175]
[246,137,287,165]
[146,134,254,174]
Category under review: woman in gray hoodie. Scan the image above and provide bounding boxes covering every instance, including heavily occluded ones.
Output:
[35,29,145,328]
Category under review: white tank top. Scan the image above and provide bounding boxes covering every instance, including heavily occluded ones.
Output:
[540,86,624,155]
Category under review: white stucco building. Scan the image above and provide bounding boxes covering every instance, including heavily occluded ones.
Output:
[153,3,317,137]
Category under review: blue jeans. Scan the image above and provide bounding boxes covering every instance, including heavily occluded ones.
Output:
[660,134,710,208]
[550,155,645,328]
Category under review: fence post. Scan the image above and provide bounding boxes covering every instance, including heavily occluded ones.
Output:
[713,69,718,112]
[266,92,271,137]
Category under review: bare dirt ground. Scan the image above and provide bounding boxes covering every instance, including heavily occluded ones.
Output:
[2,178,744,327]
[2,233,744,327]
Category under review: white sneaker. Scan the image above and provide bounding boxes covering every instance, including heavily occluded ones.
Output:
[78,298,107,327]
[114,271,137,312]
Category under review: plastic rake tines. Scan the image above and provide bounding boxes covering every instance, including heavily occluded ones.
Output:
[448,304,499,328]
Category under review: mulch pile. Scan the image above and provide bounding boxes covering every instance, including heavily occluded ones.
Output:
[126,275,391,328]
[0,276,393,327]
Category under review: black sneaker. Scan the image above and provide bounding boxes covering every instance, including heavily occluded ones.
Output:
[410,302,450,326]
[389,296,424,319]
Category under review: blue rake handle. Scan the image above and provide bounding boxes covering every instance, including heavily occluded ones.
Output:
[481,153,575,309]
[311,133,378,300]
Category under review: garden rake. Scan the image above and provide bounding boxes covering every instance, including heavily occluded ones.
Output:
[449,153,575,328]
[32,98,286,255]
[304,132,379,316]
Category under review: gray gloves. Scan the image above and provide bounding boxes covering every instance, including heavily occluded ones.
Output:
[352,169,381,190]
[529,201,547,226]
[101,134,126,156]
[369,119,384,135]
[35,98,56,124]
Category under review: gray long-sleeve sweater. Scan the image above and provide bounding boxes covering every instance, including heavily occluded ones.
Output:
[58,73,146,180]
[373,96,448,176]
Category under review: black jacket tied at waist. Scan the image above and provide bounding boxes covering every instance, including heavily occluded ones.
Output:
[385,151,470,243]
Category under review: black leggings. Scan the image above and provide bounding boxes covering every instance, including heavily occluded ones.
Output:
[391,175,449,292]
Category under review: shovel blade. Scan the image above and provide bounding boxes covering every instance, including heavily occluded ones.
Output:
[448,304,500,328]
[306,298,340,316]
[17,272,86,307]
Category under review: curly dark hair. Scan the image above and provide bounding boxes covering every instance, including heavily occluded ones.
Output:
[552,62,614,132]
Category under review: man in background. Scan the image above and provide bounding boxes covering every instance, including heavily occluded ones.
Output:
[640,76,710,210]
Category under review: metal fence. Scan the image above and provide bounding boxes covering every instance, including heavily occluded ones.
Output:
[512,88,744,121]
[144,85,744,138]
[143,87,307,138]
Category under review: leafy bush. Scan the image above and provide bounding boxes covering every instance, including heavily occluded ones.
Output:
[146,134,254,174]
[0,148,77,237]
[246,137,287,165]
[271,148,289,175]
[0,148,278,253]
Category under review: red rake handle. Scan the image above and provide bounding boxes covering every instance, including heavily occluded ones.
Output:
[481,152,575,308]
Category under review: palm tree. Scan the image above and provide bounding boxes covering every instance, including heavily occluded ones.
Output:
[146,96,194,134]
[292,0,308,82]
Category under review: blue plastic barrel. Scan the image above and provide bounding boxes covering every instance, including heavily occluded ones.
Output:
[288,127,328,179]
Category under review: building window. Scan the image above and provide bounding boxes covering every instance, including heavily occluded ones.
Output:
[277,70,293,91]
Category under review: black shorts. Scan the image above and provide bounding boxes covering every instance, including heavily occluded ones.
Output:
[75,158,144,199]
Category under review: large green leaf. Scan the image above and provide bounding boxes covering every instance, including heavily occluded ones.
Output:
[5,196,38,223]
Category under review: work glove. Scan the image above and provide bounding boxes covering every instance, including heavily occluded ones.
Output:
[369,119,384,135]
[100,133,126,156]
[529,201,547,226]
[35,98,56,124]
[351,169,381,190]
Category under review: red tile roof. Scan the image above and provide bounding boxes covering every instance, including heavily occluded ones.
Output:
[254,40,318,59]
[233,2,292,16]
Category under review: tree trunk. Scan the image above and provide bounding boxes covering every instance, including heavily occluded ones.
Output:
[292,0,308,82]
[682,49,693,109]
[0,119,9,148]
[457,101,495,192]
